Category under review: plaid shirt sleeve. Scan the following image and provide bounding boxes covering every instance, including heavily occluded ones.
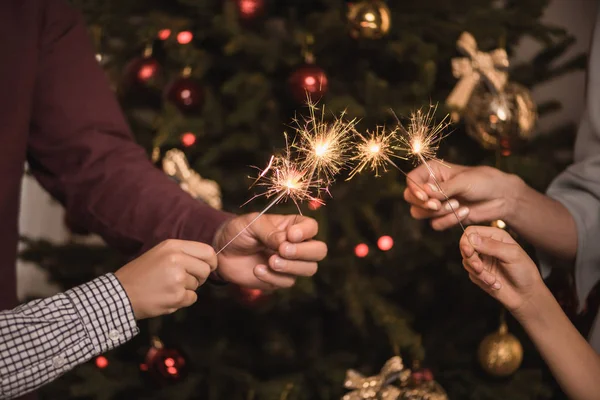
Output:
[0,273,139,399]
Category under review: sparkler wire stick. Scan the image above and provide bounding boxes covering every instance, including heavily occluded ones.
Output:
[216,191,286,255]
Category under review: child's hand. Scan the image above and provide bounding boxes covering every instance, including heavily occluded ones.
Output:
[460,226,545,315]
[115,239,217,319]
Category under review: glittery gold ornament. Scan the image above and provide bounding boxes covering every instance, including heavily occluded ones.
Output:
[347,0,391,40]
[463,82,537,153]
[478,321,523,377]
[162,149,222,209]
[341,356,448,400]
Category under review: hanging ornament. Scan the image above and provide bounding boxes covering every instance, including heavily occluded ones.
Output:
[478,318,523,377]
[164,66,204,114]
[123,44,162,89]
[347,0,392,40]
[162,149,222,209]
[446,32,509,117]
[288,35,328,103]
[236,0,266,20]
[140,337,187,383]
[463,82,537,154]
[342,356,448,400]
[446,32,537,153]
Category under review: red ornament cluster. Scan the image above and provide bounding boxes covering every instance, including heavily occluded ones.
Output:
[140,339,187,383]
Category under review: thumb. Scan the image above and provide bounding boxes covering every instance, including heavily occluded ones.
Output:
[468,233,520,263]
[248,215,286,250]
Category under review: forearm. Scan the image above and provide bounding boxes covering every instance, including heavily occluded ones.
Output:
[514,285,600,400]
[504,177,577,261]
[0,274,138,399]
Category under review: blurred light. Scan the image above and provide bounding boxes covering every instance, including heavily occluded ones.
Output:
[304,76,316,86]
[354,243,369,258]
[167,366,178,375]
[377,235,393,251]
[138,65,156,81]
[95,356,108,369]
[164,357,175,367]
[181,132,196,147]
[158,29,172,40]
[177,31,193,44]
[308,199,323,210]
[140,363,148,371]
[239,0,260,16]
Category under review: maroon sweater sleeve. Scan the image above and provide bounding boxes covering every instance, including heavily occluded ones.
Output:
[26,0,231,255]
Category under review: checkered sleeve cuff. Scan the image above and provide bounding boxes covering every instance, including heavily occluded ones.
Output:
[65,273,139,354]
[0,274,139,399]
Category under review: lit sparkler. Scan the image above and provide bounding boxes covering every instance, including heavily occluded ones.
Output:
[394,105,468,235]
[216,135,321,255]
[292,99,356,187]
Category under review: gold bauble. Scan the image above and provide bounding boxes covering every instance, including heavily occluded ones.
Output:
[478,322,523,377]
[464,82,537,152]
[347,0,391,39]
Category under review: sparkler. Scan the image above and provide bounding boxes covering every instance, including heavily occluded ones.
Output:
[216,135,321,255]
[347,126,398,179]
[292,99,356,187]
[394,105,469,235]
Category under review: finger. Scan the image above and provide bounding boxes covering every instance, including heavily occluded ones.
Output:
[404,186,444,212]
[269,254,318,276]
[285,216,318,243]
[427,167,471,199]
[405,167,430,202]
[464,226,516,244]
[180,290,198,308]
[467,232,521,263]
[253,264,296,288]
[463,260,501,289]
[248,214,286,251]
[411,199,461,219]
[178,240,218,271]
[278,240,327,261]
[184,274,199,290]
[430,206,470,230]
[179,254,212,285]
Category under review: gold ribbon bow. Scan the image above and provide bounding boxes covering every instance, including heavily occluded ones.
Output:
[162,149,222,210]
[342,356,409,400]
[446,32,509,118]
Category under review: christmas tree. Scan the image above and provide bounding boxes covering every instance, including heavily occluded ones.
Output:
[21,0,588,399]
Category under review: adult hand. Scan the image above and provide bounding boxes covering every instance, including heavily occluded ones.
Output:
[213,213,327,290]
[114,239,217,319]
[404,162,523,230]
[459,226,545,316]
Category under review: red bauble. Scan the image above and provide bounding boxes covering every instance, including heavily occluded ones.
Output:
[288,64,329,103]
[140,342,187,383]
[236,0,265,20]
[124,56,162,88]
[164,77,204,113]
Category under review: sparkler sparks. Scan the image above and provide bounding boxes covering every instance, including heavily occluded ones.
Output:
[292,99,356,186]
[393,104,469,237]
[347,126,397,179]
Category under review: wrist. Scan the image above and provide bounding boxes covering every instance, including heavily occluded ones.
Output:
[510,280,555,326]
[501,173,527,226]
